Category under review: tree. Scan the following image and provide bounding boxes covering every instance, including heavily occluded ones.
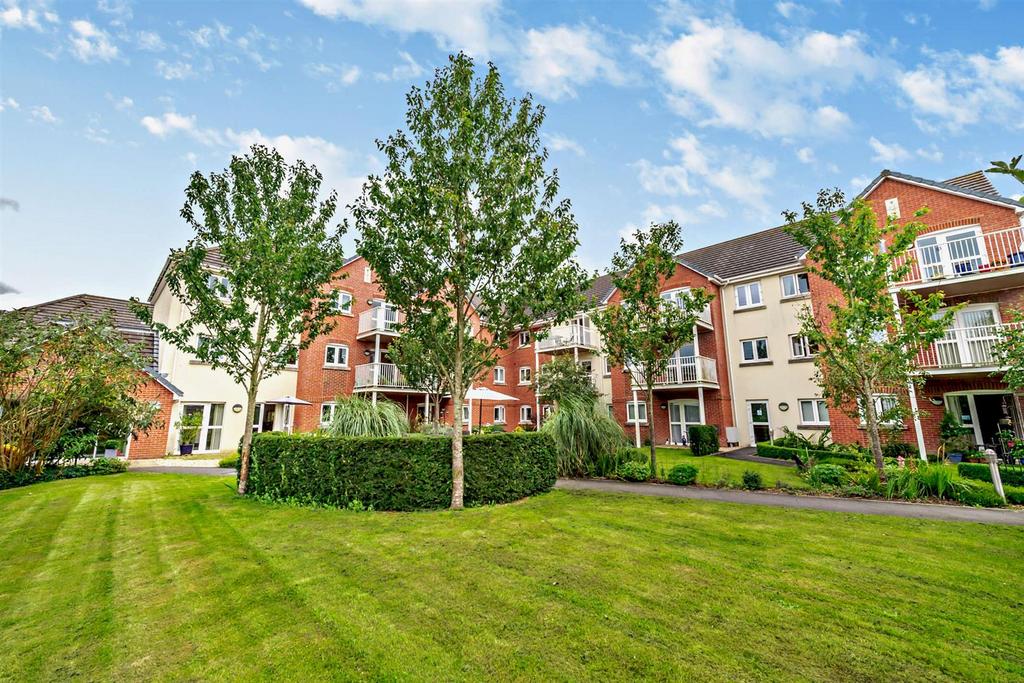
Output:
[354,53,591,509]
[592,221,712,475]
[386,309,452,423]
[0,311,157,474]
[988,154,1024,391]
[783,189,956,477]
[535,355,598,406]
[132,144,345,495]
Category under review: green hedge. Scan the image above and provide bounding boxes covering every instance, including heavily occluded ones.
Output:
[688,425,719,456]
[246,432,557,511]
[0,458,127,491]
[757,441,866,468]
[956,462,1024,487]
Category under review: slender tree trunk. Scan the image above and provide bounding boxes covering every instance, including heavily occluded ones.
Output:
[237,379,259,495]
[862,382,886,482]
[451,322,465,510]
[646,385,657,475]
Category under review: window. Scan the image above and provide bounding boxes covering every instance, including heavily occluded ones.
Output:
[182,403,225,452]
[206,273,231,298]
[735,281,762,309]
[780,273,810,298]
[334,291,353,314]
[494,405,506,424]
[860,394,901,426]
[789,334,817,359]
[741,337,770,362]
[519,331,530,347]
[320,402,336,426]
[603,357,612,376]
[324,343,349,368]
[279,345,299,368]
[799,399,829,426]
[607,404,615,418]
[579,360,592,375]
[520,404,533,423]
[519,366,531,384]
[493,366,506,384]
[462,404,471,424]
[626,401,648,424]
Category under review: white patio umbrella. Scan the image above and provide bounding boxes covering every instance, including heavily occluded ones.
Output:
[267,395,312,434]
[464,386,516,431]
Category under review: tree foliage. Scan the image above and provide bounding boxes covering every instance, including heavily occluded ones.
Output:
[592,221,712,474]
[0,311,157,474]
[987,155,1024,392]
[535,355,598,406]
[132,144,345,494]
[354,53,591,509]
[987,155,1024,188]
[783,189,956,477]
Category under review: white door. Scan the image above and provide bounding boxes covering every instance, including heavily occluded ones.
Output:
[747,401,772,446]
[668,399,701,445]
[183,403,225,452]
[917,228,986,280]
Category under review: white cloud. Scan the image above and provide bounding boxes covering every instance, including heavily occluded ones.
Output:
[185,22,278,71]
[640,17,880,138]
[140,111,222,146]
[184,151,198,167]
[136,30,165,51]
[106,93,133,110]
[374,51,424,82]
[297,0,500,55]
[514,25,623,100]
[868,136,910,164]
[0,97,19,111]
[544,133,585,157]
[916,145,943,163]
[307,62,362,90]
[796,146,815,164]
[775,1,813,20]
[84,119,112,144]
[1,3,41,29]
[899,45,1024,131]
[68,19,118,62]
[156,60,196,80]
[850,175,871,190]
[698,200,726,217]
[97,0,131,23]
[30,104,58,123]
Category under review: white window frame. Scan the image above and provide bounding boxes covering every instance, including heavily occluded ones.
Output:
[860,394,901,427]
[626,400,648,424]
[324,343,349,368]
[603,357,612,377]
[462,404,471,424]
[734,281,763,310]
[914,225,988,281]
[493,366,506,384]
[283,345,300,369]
[320,402,337,426]
[798,399,830,426]
[789,334,816,359]
[519,331,531,347]
[780,272,810,299]
[740,337,770,362]
[493,405,506,424]
[520,404,533,424]
[334,291,353,315]
[519,366,532,385]
[206,273,231,299]
[181,403,225,453]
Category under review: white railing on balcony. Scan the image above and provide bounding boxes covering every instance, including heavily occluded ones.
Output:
[536,324,598,352]
[353,362,420,390]
[357,306,402,336]
[916,322,1021,370]
[630,355,718,387]
[892,225,1024,286]
[697,303,712,328]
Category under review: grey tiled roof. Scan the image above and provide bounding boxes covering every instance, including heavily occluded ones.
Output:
[676,224,806,281]
[944,170,999,196]
[858,169,1024,209]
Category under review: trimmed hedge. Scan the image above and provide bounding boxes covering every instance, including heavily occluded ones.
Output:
[757,441,867,469]
[246,431,557,511]
[0,458,127,491]
[688,425,719,456]
[957,462,1024,487]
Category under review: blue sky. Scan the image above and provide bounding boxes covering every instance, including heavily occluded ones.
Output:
[1,0,1022,308]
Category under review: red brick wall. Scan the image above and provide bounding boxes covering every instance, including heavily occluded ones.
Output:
[128,378,174,459]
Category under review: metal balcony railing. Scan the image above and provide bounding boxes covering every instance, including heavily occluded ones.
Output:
[891,225,1024,286]
[536,324,599,352]
[630,355,718,387]
[357,306,402,336]
[916,322,1021,370]
[353,362,420,391]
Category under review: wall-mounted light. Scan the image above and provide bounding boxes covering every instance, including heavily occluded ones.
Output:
[779,402,789,412]
[232,404,243,413]
[660,403,667,410]
[929,396,944,406]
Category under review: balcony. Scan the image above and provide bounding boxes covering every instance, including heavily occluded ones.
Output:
[916,322,1021,374]
[352,362,425,392]
[631,355,719,389]
[536,324,599,353]
[891,225,1024,295]
[357,306,402,339]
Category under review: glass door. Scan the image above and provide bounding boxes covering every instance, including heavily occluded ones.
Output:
[748,401,771,446]
[668,400,701,445]
[916,228,986,280]
[957,308,999,366]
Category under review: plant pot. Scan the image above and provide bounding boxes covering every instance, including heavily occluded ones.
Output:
[179,444,194,456]
[946,453,962,464]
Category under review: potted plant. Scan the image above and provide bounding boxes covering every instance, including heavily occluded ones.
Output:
[176,412,203,455]
[939,411,974,464]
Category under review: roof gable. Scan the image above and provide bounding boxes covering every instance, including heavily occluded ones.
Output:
[858,169,1024,211]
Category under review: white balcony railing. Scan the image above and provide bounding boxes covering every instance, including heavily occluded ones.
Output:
[353,362,421,391]
[892,225,1024,286]
[916,322,1021,370]
[630,355,718,387]
[357,306,402,336]
[536,324,599,352]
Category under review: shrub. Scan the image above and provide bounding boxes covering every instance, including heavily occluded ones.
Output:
[688,425,719,456]
[588,447,647,479]
[541,395,627,477]
[807,463,847,488]
[247,432,556,511]
[617,460,651,482]
[741,470,764,490]
[1004,485,1024,506]
[955,480,1006,507]
[218,455,240,469]
[0,457,127,491]
[666,463,698,486]
[882,440,915,460]
[325,396,409,438]
[957,462,1024,487]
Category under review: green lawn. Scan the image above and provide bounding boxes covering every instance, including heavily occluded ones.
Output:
[2,474,1022,681]
[654,447,809,489]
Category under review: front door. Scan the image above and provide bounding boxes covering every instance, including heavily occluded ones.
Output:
[668,399,701,445]
[260,404,277,433]
[748,401,772,446]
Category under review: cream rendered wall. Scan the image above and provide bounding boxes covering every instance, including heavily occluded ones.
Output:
[151,282,298,455]
[722,267,826,447]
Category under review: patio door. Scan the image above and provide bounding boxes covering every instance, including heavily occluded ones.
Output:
[747,401,771,446]
[253,403,277,433]
[668,399,701,445]
[183,403,225,452]
[935,307,1000,367]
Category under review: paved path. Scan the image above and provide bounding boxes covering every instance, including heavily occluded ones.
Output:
[132,466,236,477]
[557,478,1024,526]
[717,447,795,467]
